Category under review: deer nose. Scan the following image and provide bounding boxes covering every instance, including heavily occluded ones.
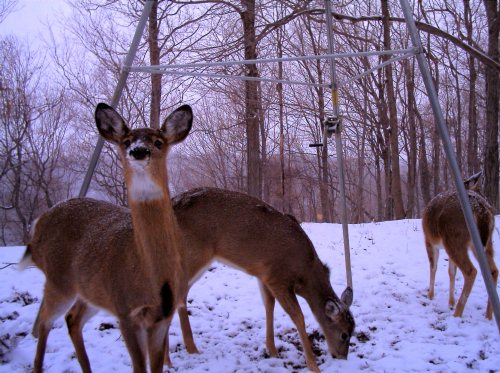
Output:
[129,147,151,160]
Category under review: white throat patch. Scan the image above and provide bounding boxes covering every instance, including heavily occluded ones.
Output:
[127,163,164,202]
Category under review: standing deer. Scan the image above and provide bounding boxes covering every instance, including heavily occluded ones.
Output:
[23,188,354,372]
[422,172,498,319]
[19,103,192,372]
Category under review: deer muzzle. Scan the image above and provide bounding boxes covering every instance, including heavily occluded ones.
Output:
[129,147,151,161]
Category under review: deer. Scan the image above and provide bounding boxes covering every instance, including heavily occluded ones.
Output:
[22,187,354,373]
[173,187,354,372]
[19,102,193,372]
[422,172,498,319]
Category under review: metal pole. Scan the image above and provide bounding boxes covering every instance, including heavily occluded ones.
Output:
[78,0,155,198]
[399,0,500,332]
[129,48,419,72]
[324,0,353,291]
[130,49,417,90]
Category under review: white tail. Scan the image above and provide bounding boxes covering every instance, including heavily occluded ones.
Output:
[22,103,192,373]
[422,173,498,319]
[23,188,354,373]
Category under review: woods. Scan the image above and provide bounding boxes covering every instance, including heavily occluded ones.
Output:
[1,0,499,245]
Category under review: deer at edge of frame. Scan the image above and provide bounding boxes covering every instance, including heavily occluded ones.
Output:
[422,172,498,319]
[19,103,193,372]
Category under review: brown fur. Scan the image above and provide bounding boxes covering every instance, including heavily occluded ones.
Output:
[21,103,192,373]
[422,174,498,319]
[174,188,354,372]
[24,188,354,372]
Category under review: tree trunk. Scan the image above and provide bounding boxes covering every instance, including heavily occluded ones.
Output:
[148,1,161,129]
[381,0,405,219]
[277,26,286,213]
[464,0,479,174]
[374,73,392,220]
[482,0,499,210]
[374,153,383,220]
[315,61,331,223]
[302,13,331,222]
[405,59,418,218]
[429,55,441,195]
[418,111,432,206]
[450,60,463,171]
[241,0,261,198]
[354,87,368,223]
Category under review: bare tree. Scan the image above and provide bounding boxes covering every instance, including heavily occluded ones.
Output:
[482,0,499,210]
[2,0,495,230]
[0,0,17,23]
[0,37,74,244]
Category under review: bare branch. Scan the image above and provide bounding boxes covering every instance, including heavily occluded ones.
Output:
[308,8,500,72]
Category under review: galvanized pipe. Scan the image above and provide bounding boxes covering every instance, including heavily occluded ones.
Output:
[129,48,419,73]
[78,0,155,198]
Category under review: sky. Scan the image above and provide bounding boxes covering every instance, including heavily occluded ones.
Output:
[1,218,499,372]
[0,0,69,46]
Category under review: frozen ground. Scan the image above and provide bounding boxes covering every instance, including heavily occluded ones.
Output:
[1,218,499,372]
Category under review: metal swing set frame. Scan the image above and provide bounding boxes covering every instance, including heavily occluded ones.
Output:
[77,0,500,331]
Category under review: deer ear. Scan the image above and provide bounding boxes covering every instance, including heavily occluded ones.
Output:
[161,105,192,145]
[463,171,482,192]
[341,286,353,307]
[325,299,340,318]
[95,103,130,145]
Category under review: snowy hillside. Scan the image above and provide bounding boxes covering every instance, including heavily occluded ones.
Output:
[1,218,499,372]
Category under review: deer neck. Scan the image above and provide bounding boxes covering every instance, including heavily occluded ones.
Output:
[297,262,337,315]
[125,161,183,288]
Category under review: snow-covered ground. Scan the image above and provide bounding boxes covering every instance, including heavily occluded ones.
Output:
[1,218,499,372]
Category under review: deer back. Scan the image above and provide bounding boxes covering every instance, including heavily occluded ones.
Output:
[422,189,495,248]
[173,188,321,280]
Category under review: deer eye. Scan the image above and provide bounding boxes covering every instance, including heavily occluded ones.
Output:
[341,333,349,342]
[154,140,163,149]
[123,139,131,147]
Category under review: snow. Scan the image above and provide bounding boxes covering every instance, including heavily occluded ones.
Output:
[1,218,499,372]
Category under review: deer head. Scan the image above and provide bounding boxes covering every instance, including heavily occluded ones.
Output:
[95,103,192,202]
[323,286,354,358]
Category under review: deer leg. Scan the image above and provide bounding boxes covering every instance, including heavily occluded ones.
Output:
[33,291,75,373]
[163,322,172,368]
[426,242,439,300]
[148,319,170,373]
[177,296,199,354]
[447,245,477,318]
[65,299,98,373]
[119,317,148,373]
[274,289,319,373]
[484,241,498,320]
[448,260,457,308]
[32,298,45,339]
[259,281,278,357]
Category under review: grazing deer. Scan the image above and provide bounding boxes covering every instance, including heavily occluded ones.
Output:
[25,187,354,372]
[19,103,192,372]
[422,172,498,319]
[174,187,354,372]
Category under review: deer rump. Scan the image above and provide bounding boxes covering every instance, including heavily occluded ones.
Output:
[422,174,498,320]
